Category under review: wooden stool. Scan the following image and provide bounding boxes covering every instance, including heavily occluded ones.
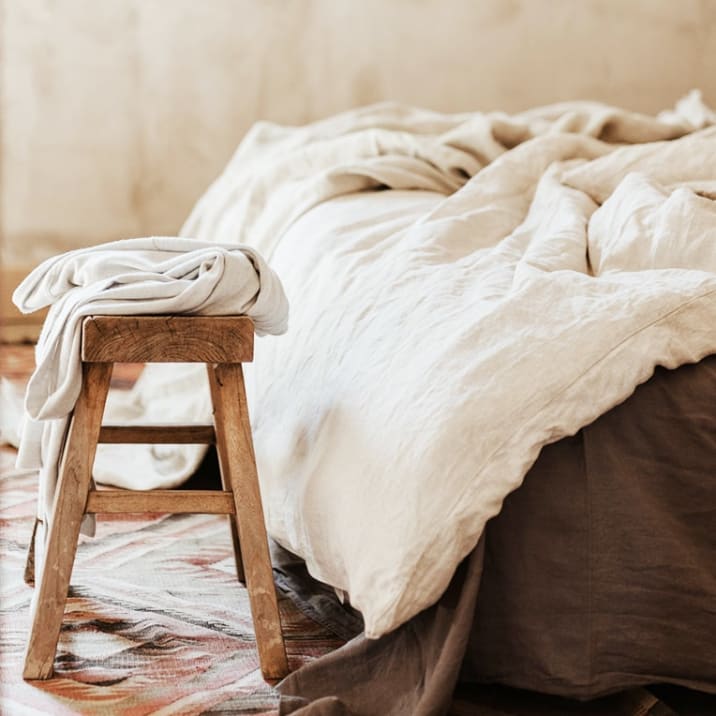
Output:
[23,315,288,681]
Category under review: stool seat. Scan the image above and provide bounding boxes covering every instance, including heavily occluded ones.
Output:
[23,315,289,682]
[81,315,254,363]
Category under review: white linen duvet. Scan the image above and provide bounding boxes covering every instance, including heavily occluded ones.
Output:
[93,94,716,639]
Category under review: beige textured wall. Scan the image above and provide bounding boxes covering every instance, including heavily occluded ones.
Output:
[1,0,716,267]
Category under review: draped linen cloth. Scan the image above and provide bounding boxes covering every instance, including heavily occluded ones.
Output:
[12,237,288,528]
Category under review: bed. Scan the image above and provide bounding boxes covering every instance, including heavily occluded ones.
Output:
[272,347,716,716]
[91,95,716,714]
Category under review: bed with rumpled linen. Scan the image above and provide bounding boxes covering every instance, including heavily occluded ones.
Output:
[87,93,716,714]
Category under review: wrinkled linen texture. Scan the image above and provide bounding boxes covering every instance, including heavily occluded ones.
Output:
[181,92,716,638]
[13,237,288,529]
[28,93,716,641]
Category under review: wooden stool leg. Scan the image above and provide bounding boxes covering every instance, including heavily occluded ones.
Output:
[211,363,288,681]
[206,365,245,585]
[23,518,40,587]
[23,361,112,680]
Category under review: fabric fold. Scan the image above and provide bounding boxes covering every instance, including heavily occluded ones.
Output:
[278,542,485,716]
[13,237,287,529]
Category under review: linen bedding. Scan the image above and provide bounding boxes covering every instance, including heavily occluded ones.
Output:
[77,94,716,710]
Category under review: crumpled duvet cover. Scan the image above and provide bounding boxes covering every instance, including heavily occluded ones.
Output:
[92,93,716,640]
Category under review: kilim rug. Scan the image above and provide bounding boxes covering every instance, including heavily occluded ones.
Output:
[0,346,344,716]
[0,455,345,716]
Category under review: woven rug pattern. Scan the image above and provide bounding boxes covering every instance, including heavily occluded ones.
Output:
[0,450,343,715]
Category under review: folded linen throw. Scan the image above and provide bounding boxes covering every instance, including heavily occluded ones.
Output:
[13,237,288,528]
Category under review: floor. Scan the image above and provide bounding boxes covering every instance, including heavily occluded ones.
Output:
[0,344,344,715]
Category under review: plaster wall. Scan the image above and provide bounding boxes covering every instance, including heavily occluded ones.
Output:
[2,0,715,265]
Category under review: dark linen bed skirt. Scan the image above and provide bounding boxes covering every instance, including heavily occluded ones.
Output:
[277,356,716,715]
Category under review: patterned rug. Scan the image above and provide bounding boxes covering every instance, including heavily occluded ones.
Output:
[0,346,344,716]
[0,459,344,715]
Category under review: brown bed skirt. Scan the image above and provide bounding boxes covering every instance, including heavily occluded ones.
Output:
[464,355,716,697]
